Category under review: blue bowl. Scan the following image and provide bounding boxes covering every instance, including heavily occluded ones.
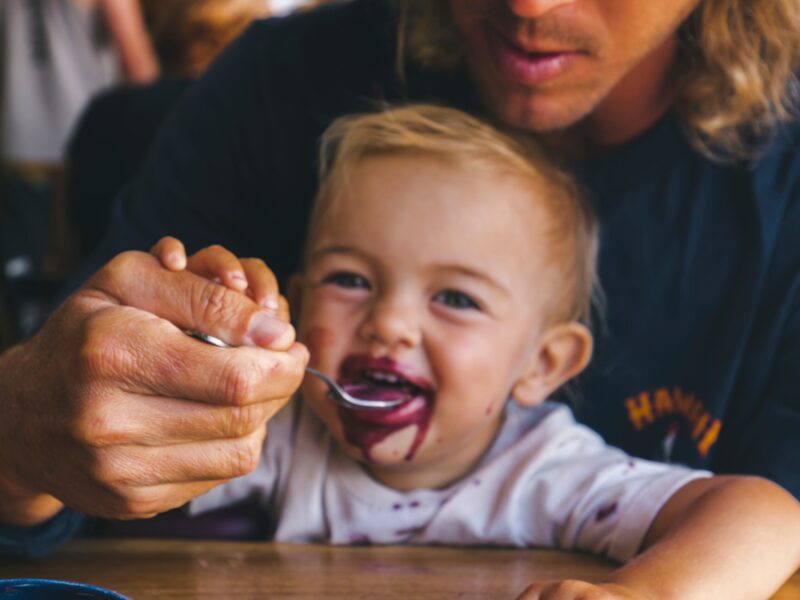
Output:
[0,579,129,599]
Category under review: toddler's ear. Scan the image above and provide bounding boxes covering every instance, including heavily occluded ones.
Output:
[287,273,304,316]
[512,323,593,407]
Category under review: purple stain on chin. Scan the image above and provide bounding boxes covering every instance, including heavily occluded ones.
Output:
[392,503,402,511]
[595,502,618,522]
[409,501,420,508]
[473,478,481,486]
[335,355,436,462]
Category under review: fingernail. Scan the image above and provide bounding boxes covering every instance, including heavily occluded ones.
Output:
[247,312,294,348]
[169,252,186,270]
[230,271,248,289]
[261,296,280,311]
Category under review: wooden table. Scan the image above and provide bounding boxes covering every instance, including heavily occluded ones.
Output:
[1,539,798,599]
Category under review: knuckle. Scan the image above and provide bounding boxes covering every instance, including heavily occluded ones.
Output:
[89,454,126,490]
[517,583,542,599]
[76,319,128,382]
[232,436,262,477]
[70,408,122,449]
[291,342,311,367]
[553,580,585,594]
[197,282,239,325]
[223,404,263,438]
[553,580,571,592]
[112,491,160,520]
[219,360,255,406]
[85,251,145,295]
[106,250,146,280]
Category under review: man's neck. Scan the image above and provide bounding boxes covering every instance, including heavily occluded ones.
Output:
[541,35,681,161]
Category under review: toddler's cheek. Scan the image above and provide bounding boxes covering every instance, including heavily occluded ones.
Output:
[302,326,337,358]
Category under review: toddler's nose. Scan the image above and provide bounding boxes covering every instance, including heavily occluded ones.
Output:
[358,298,422,352]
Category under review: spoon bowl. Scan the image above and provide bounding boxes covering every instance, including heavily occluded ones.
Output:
[304,367,404,410]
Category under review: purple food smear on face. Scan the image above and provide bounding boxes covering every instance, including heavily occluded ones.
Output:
[595,502,618,522]
[335,354,436,462]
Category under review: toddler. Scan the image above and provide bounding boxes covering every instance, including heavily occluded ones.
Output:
[155,105,800,599]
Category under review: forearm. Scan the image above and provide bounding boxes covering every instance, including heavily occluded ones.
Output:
[100,0,159,82]
[606,477,800,600]
[0,483,64,526]
[0,344,64,526]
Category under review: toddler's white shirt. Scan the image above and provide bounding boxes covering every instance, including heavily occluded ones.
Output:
[190,399,708,562]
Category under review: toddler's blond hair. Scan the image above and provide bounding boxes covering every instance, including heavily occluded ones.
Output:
[309,104,599,326]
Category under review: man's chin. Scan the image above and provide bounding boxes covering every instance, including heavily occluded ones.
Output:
[494,98,583,133]
[479,82,600,134]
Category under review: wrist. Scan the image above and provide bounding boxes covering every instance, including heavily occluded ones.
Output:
[0,344,63,525]
[602,574,660,600]
[0,482,64,526]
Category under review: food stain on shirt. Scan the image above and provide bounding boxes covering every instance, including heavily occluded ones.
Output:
[595,502,618,522]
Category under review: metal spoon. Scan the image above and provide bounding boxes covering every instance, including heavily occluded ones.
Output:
[186,330,403,411]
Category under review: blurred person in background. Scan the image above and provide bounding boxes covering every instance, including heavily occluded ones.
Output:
[270,0,348,16]
[2,0,798,563]
[66,0,269,265]
[0,0,157,342]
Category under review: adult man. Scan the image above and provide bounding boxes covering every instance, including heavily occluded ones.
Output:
[1,0,798,554]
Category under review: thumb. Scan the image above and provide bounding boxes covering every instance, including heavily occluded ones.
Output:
[87,250,295,350]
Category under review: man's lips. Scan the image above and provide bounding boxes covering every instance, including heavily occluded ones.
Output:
[486,28,580,85]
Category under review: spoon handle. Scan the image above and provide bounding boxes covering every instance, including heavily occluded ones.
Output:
[186,331,401,410]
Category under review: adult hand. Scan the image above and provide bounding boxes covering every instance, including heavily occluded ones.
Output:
[516,581,647,600]
[0,247,308,525]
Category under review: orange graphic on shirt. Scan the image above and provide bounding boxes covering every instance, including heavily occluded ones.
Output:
[625,387,721,457]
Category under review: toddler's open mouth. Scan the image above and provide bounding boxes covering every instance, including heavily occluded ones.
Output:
[338,355,433,415]
[335,354,436,460]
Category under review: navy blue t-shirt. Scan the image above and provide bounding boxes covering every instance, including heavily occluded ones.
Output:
[78,0,800,491]
[4,0,798,557]
[98,0,799,489]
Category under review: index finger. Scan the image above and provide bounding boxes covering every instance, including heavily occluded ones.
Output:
[151,236,187,271]
[87,251,293,350]
[85,306,308,406]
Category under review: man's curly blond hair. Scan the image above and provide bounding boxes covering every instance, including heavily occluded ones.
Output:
[393,1,800,160]
[141,0,267,77]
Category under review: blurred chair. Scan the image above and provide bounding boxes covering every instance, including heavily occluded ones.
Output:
[66,0,269,264]
[0,0,157,341]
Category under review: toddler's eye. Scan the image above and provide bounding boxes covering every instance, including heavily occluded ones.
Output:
[322,271,371,290]
[433,289,480,310]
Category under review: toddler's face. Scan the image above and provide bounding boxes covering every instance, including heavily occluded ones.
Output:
[296,154,559,490]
